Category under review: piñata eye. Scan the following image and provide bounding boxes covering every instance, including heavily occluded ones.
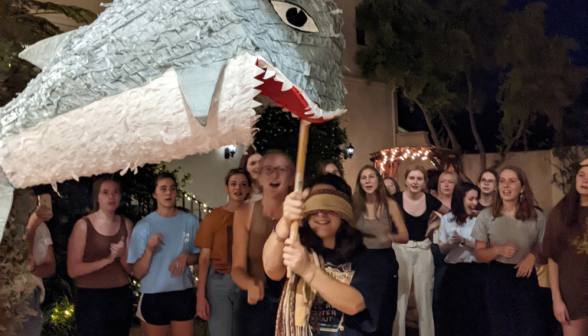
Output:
[270,1,319,33]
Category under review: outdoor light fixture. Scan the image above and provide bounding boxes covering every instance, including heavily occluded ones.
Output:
[346,143,354,159]
[224,145,237,159]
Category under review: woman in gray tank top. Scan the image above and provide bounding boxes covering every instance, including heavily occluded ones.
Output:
[352,166,409,333]
[353,166,408,248]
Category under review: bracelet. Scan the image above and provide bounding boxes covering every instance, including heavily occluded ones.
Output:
[273,223,288,243]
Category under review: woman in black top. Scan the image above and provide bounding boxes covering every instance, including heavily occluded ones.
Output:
[392,165,449,336]
[264,175,398,335]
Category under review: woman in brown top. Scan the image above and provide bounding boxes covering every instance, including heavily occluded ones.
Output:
[544,159,588,335]
[195,168,251,336]
[232,150,294,335]
[67,177,134,336]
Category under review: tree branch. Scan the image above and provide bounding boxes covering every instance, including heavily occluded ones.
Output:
[466,68,486,169]
[490,119,526,170]
[438,112,461,152]
[412,98,441,148]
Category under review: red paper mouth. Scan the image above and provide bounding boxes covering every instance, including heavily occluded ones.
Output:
[254,60,332,124]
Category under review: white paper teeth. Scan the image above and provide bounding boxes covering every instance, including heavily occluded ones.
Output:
[263,69,276,80]
[280,80,293,92]
[252,88,262,98]
[253,66,265,77]
[250,55,345,121]
[257,58,269,69]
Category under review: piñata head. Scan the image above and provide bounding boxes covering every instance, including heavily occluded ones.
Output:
[0,0,347,236]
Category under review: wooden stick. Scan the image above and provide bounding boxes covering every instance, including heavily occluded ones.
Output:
[287,119,311,278]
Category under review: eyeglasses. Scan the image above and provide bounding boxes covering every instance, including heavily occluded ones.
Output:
[261,165,290,176]
[481,178,496,184]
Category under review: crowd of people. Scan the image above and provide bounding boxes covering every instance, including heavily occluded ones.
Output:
[18,149,588,336]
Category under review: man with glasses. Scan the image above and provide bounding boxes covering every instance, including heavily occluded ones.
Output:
[231,150,294,336]
[477,169,499,210]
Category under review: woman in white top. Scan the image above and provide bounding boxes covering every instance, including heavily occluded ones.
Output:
[21,192,55,336]
[438,182,489,336]
[430,171,458,336]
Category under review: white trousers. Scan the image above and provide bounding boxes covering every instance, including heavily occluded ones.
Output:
[393,240,435,336]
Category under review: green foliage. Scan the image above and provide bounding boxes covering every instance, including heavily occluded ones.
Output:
[497,3,588,150]
[0,189,39,335]
[355,0,588,170]
[117,163,192,224]
[549,146,588,194]
[355,0,471,149]
[253,106,348,182]
[42,289,75,336]
[0,0,97,106]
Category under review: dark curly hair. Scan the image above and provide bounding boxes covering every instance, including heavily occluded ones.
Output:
[450,182,480,225]
[299,175,365,265]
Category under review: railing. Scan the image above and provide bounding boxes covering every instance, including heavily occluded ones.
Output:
[179,191,213,221]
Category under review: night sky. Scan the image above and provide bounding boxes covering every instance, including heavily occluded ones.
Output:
[514,0,588,66]
[398,0,588,151]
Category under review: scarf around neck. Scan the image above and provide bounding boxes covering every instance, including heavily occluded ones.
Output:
[275,251,355,336]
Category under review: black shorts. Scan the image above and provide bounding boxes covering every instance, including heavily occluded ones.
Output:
[76,285,134,336]
[141,288,196,326]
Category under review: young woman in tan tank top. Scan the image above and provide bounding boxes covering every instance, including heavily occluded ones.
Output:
[232,151,294,336]
[67,177,134,336]
[353,165,408,248]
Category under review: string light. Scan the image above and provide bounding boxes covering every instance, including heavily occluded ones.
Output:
[375,146,438,174]
[181,192,214,214]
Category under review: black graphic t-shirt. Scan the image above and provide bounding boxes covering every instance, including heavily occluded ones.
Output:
[309,249,398,335]
[310,301,345,333]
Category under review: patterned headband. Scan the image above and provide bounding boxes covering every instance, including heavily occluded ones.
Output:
[302,188,353,223]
